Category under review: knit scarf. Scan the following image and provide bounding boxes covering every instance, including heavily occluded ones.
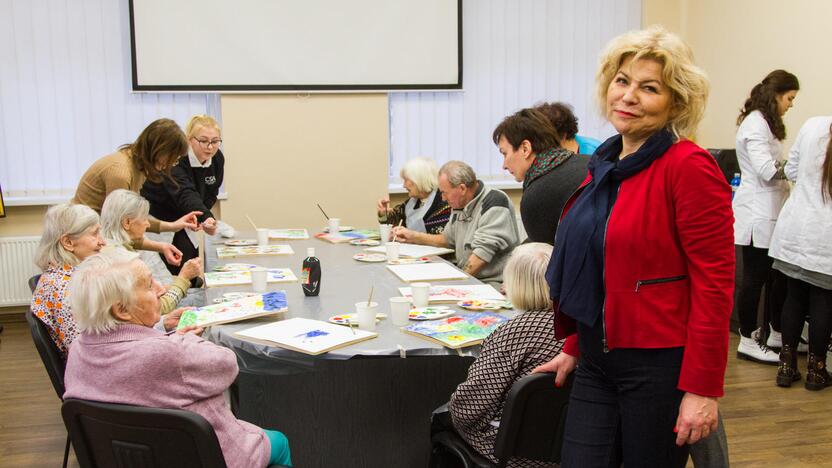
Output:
[545,128,674,326]
[523,147,575,189]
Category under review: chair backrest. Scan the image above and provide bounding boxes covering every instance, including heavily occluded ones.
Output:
[28,273,42,293]
[62,398,228,468]
[25,309,66,398]
[493,372,574,467]
[707,148,739,184]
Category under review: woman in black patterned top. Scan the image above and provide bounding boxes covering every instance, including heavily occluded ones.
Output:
[449,242,564,467]
[376,157,451,235]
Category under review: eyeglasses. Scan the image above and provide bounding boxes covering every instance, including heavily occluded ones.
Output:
[193,137,222,148]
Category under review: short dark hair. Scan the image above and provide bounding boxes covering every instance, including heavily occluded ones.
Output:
[492,108,559,153]
[535,102,579,140]
[120,118,188,183]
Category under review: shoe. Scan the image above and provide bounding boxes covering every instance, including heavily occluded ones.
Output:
[776,344,801,387]
[737,334,780,365]
[805,352,832,391]
[765,325,809,353]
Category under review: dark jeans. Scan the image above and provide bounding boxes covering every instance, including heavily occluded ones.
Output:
[737,244,785,338]
[560,320,688,468]
[160,229,199,276]
[781,276,832,356]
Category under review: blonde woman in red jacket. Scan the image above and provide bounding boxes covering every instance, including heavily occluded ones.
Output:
[534,27,734,467]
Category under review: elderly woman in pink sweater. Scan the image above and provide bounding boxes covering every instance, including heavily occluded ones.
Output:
[63,248,291,468]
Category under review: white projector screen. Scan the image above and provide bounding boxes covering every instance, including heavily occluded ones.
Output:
[129,0,461,92]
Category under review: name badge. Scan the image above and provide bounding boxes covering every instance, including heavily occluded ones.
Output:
[205,176,216,185]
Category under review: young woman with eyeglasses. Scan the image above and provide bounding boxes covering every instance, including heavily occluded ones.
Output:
[141,115,225,278]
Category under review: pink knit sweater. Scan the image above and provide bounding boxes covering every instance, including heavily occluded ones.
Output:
[64,324,269,468]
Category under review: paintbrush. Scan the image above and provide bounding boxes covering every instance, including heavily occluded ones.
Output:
[245,214,258,231]
[367,285,374,307]
[392,219,403,242]
[316,203,330,220]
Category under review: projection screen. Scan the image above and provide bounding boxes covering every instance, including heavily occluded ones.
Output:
[129,0,461,92]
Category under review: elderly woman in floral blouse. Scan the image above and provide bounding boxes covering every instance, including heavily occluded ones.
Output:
[31,203,106,358]
[448,242,564,467]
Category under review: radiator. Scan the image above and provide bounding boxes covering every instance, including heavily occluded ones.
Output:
[0,236,41,307]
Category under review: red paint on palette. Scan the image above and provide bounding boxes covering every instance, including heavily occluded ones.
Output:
[446,317,464,324]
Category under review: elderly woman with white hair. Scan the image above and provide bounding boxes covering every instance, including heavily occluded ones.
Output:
[30,203,106,358]
[63,248,292,468]
[100,189,202,315]
[444,242,563,467]
[377,157,451,234]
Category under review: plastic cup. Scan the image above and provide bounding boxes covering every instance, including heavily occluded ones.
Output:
[256,228,269,246]
[355,301,379,331]
[389,297,411,326]
[378,224,392,245]
[385,242,400,261]
[411,282,430,308]
[328,218,341,234]
[251,267,268,292]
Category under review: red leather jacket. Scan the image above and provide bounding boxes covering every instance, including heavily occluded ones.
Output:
[556,140,735,397]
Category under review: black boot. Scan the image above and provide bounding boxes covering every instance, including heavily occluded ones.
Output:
[805,352,832,391]
[776,344,801,387]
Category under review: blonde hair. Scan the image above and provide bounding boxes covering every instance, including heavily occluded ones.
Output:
[503,243,553,312]
[69,248,141,334]
[100,189,150,245]
[35,204,100,270]
[595,25,709,140]
[400,157,439,194]
[186,114,221,139]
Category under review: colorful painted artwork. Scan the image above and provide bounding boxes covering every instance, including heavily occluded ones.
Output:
[212,263,259,272]
[204,268,297,287]
[457,299,514,311]
[316,228,380,244]
[408,306,454,321]
[349,239,381,246]
[402,312,508,349]
[216,244,294,258]
[269,229,309,240]
[177,291,288,329]
[224,239,258,246]
[398,284,504,303]
[235,317,377,355]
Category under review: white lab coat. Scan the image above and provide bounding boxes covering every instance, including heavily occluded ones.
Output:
[769,116,832,276]
[733,110,789,247]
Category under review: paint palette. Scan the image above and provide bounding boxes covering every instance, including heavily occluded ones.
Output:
[387,257,431,265]
[322,226,354,233]
[457,299,513,311]
[212,263,259,272]
[353,253,387,263]
[224,239,258,246]
[212,292,260,304]
[408,306,455,321]
[328,313,388,326]
[349,239,381,246]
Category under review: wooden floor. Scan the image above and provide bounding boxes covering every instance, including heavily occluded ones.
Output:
[1,314,831,468]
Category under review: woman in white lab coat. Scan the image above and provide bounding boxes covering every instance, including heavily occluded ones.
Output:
[733,69,799,364]
[770,116,832,390]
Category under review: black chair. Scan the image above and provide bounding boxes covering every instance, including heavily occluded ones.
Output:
[62,399,289,468]
[707,148,739,184]
[28,273,42,293]
[431,372,574,468]
[25,307,71,468]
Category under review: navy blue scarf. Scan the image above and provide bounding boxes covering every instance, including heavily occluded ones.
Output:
[545,128,674,326]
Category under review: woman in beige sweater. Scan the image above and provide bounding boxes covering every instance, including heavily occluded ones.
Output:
[72,118,202,266]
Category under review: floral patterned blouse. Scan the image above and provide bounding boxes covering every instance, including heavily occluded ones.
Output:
[31,264,78,359]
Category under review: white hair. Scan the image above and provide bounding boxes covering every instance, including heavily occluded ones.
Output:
[34,204,100,270]
[400,157,439,194]
[503,242,553,312]
[439,160,477,187]
[100,189,150,245]
[69,248,141,334]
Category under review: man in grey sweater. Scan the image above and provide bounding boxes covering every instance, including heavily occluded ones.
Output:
[392,161,519,286]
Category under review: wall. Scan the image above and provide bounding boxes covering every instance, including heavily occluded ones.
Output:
[0,206,48,237]
[219,94,389,230]
[644,0,832,151]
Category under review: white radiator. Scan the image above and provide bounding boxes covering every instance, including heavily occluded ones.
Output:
[0,236,42,307]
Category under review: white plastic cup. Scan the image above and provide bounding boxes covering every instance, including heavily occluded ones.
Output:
[411,282,431,308]
[256,228,269,246]
[389,297,411,326]
[378,224,392,245]
[251,267,268,292]
[385,241,400,261]
[328,217,341,234]
[355,301,379,331]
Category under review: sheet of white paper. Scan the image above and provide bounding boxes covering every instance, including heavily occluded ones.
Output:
[386,263,468,282]
[364,244,454,258]
[236,318,376,355]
